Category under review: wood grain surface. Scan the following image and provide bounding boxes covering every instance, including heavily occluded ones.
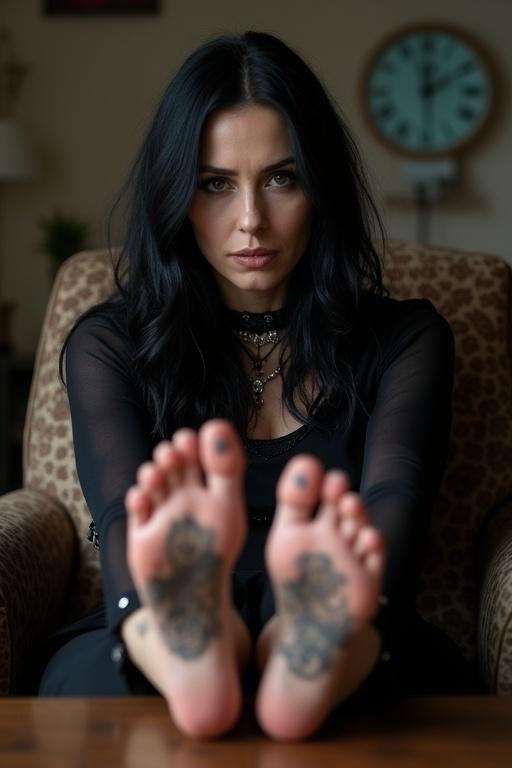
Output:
[0,696,511,767]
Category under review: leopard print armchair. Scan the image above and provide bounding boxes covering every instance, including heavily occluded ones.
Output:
[0,241,511,695]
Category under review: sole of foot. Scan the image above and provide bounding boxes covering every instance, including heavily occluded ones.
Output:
[125,419,248,737]
[255,455,386,741]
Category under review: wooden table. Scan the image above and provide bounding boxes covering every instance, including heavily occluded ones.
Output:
[0,696,511,767]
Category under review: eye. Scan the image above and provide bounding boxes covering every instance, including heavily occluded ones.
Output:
[267,170,297,188]
[200,176,230,193]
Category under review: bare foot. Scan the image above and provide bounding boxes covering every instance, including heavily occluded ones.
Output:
[125,419,249,737]
[255,456,386,741]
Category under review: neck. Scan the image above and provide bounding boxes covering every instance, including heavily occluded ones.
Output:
[224,305,289,334]
[224,301,285,313]
[218,282,288,314]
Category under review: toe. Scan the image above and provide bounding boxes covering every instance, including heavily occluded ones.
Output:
[172,429,202,485]
[125,485,152,527]
[275,454,324,524]
[365,549,386,581]
[353,525,386,577]
[316,470,351,527]
[136,461,168,506]
[338,492,369,543]
[199,419,247,504]
[153,441,184,492]
[321,470,351,503]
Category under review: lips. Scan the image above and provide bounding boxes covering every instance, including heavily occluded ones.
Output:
[231,249,277,269]
[231,248,277,257]
[233,249,277,269]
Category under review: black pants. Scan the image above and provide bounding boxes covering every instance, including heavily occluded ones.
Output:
[38,569,274,696]
[37,563,481,699]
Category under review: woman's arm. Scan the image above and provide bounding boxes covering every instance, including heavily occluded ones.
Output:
[65,308,154,641]
[359,300,455,611]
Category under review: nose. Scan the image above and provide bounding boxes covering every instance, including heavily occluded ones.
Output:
[236,189,266,233]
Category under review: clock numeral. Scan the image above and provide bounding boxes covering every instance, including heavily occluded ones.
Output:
[460,59,478,75]
[458,106,476,122]
[396,121,412,139]
[421,34,435,54]
[462,85,484,98]
[377,104,396,122]
[399,43,413,59]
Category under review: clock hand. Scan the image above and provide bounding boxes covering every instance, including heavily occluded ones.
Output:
[419,60,433,99]
[426,61,477,95]
[419,60,434,148]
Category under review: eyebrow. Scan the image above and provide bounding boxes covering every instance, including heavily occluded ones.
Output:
[199,156,295,175]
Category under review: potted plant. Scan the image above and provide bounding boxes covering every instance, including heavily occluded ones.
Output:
[38,209,88,279]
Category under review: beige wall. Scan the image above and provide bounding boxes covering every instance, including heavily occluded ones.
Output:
[2,0,511,354]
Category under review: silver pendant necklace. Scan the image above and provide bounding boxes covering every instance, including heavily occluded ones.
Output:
[226,306,290,409]
[234,329,284,409]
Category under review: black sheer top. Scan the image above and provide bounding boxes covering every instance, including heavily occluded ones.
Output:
[64,292,455,638]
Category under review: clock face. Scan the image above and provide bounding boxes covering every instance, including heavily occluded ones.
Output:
[364,26,493,157]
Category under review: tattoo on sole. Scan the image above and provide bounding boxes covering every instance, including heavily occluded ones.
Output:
[136,617,149,637]
[277,553,354,679]
[145,514,222,660]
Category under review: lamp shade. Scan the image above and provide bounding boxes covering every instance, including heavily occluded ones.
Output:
[0,118,36,180]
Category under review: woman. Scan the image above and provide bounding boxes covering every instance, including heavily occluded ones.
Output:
[38,31,472,740]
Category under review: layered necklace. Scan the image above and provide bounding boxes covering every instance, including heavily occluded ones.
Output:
[225,307,289,409]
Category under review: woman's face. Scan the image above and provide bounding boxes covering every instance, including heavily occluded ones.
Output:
[188,104,313,312]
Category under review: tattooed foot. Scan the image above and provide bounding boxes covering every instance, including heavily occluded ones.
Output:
[255,456,387,740]
[125,419,250,737]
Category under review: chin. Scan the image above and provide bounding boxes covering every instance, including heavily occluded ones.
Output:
[240,276,284,293]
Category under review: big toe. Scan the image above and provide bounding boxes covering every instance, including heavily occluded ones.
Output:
[274,454,324,525]
[199,419,247,504]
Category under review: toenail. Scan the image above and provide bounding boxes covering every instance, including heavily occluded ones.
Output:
[292,473,308,488]
[214,437,230,453]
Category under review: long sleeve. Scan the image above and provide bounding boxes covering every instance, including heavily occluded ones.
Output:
[358,298,455,610]
[64,304,154,635]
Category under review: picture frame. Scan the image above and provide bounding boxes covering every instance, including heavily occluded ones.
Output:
[45,1,158,15]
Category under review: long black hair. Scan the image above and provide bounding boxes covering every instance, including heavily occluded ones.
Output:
[60,31,387,443]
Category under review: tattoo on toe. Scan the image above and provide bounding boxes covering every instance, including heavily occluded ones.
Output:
[214,437,230,453]
[145,514,221,660]
[277,553,354,679]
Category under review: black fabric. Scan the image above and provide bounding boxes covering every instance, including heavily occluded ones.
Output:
[37,291,480,697]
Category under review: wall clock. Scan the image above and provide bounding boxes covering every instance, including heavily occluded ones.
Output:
[361,22,495,158]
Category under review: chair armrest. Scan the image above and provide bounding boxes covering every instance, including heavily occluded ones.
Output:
[477,500,512,694]
[0,489,77,694]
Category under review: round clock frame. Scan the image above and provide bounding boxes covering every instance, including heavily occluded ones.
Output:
[360,21,496,159]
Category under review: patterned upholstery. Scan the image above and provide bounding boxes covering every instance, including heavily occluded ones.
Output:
[478,500,512,694]
[0,241,511,694]
[378,241,512,694]
[23,252,116,624]
[0,488,76,693]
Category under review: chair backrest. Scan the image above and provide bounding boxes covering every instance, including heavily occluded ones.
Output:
[380,241,512,661]
[23,242,512,659]
[23,250,116,623]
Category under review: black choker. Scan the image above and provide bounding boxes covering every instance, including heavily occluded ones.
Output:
[224,307,290,333]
